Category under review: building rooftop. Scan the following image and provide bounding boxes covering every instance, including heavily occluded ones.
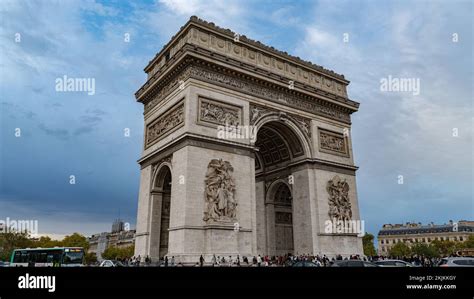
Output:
[378,220,474,236]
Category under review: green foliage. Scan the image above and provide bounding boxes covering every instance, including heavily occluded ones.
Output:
[410,243,439,258]
[431,240,459,256]
[461,235,474,248]
[61,233,89,251]
[0,230,33,261]
[101,246,134,260]
[385,236,474,258]
[362,233,377,256]
[388,242,411,257]
[34,236,62,248]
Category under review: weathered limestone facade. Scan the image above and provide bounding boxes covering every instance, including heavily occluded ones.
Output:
[134,16,363,263]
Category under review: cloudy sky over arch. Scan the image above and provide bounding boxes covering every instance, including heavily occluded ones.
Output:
[0,0,472,241]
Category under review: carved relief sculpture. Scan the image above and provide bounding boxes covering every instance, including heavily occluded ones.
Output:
[291,115,311,138]
[250,105,270,125]
[189,65,351,123]
[319,129,348,156]
[203,159,237,222]
[146,103,184,147]
[199,98,241,127]
[327,175,352,222]
[143,63,353,124]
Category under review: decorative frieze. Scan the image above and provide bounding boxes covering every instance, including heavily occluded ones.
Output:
[144,67,193,114]
[145,102,184,148]
[189,65,351,123]
[318,128,348,157]
[143,62,352,124]
[198,97,242,127]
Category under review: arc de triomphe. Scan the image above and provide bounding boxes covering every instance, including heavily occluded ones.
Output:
[134,16,363,263]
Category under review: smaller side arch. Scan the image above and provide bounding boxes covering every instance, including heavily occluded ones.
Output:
[148,161,173,259]
[265,178,293,204]
[151,162,172,191]
[264,179,295,256]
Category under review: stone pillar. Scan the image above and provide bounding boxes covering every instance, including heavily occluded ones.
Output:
[254,180,266,255]
[134,165,152,259]
[265,197,276,256]
[148,191,163,259]
[313,169,364,258]
[291,167,315,255]
[166,145,255,264]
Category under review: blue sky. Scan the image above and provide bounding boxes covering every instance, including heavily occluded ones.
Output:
[0,0,472,241]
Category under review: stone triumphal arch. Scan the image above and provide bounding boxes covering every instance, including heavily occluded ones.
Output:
[134,17,363,263]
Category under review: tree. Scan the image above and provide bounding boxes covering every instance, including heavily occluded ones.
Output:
[411,243,439,258]
[101,246,134,260]
[388,242,411,258]
[362,233,377,257]
[33,236,62,249]
[0,229,33,261]
[61,233,89,251]
[431,240,458,256]
[101,247,118,260]
[461,235,474,249]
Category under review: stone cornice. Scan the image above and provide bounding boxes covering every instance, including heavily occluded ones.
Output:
[144,16,348,83]
[138,132,258,169]
[136,44,359,109]
[255,157,358,180]
[139,132,358,175]
[137,53,357,124]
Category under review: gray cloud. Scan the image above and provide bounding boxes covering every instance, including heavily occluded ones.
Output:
[37,123,69,140]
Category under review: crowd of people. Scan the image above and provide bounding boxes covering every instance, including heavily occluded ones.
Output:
[116,253,440,267]
[91,251,462,267]
[109,252,449,267]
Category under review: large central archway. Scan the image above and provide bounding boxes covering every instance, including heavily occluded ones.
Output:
[253,116,311,256]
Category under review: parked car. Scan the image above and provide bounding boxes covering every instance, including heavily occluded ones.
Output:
[374,260,418,267]
[291,261,319,267]
[0,261,10,267]
[330,260,379,267]
[438,257,474,267]
[99,260,126,267]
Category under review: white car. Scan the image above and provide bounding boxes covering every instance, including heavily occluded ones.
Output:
[99,260,126,267]
[374,260,418,267]
[438,257,474,267]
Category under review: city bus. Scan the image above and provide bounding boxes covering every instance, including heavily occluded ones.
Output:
[10,247,85,267]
